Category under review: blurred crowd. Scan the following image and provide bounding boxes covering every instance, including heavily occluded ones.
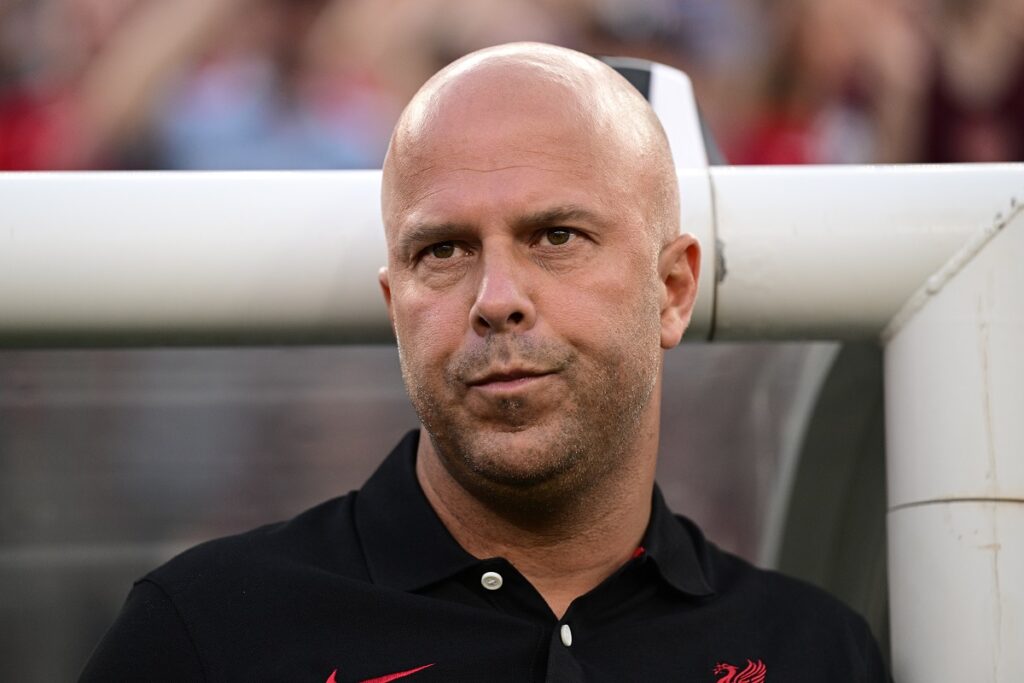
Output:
[1,0,1022,170]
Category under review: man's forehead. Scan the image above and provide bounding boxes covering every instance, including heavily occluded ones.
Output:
[390,155,620,234]
[397,120,604,181]
[385,125,633,241]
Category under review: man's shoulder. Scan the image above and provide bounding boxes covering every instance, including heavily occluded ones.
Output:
[81,491,393,680]
[683,514,884,674]
[702,528,861,624]
[145,491,369,599]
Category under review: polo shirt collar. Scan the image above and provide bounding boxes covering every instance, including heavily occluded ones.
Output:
[355,430,716,598]
[355,430,480,592]
[641,486,717,598]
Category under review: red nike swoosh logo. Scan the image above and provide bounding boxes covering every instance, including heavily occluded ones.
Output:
[326,663,435,683]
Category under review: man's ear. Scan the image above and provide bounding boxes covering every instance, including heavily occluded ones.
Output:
[378,266,396,330]
[658,233,701,349]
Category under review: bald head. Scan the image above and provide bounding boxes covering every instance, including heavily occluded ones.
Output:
[382,42,680,247]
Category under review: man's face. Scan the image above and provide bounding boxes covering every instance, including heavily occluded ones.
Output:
[381,78,670,500]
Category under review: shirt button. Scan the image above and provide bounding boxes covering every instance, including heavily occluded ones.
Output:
[480,571,503,590]
[560,624,573,647]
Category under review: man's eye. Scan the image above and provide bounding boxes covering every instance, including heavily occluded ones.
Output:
[429,242,456,259]
[544,229,574,246]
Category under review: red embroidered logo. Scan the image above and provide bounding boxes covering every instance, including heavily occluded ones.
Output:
[713,659,766,683]
[326,663,435,683]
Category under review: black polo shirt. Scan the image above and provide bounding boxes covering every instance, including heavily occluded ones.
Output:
[81,431,887,682]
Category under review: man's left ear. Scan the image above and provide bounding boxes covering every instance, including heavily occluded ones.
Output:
[658,233,701,349]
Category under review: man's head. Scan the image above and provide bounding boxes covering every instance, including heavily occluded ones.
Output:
[379,42,700,512]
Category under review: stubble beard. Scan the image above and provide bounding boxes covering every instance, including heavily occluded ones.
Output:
[400,325,661,518]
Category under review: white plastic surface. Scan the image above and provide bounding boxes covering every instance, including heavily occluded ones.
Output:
[884,206,1024,682]
[888,501,1024,681]
[0,171,387,343]
[885,209,1024,507]
[711,164,1024,339]
[648,63,708,170]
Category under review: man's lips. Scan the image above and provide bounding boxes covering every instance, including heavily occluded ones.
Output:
[465,368,555,389]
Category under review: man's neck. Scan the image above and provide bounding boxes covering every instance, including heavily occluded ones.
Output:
[415,432,656,619]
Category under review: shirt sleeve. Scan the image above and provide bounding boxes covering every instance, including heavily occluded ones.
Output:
[78,579,206,682]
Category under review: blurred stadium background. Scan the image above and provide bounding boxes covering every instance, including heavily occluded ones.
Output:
[1,0,1021,679]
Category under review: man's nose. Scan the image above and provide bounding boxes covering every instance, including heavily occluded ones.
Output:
[469,252,536,336]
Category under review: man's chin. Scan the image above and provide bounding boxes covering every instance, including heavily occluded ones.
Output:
[435,423,585,492]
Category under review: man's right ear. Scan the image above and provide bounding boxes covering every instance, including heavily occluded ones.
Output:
[378,267,395,329]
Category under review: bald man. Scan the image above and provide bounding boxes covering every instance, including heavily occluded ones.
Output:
[82,44,887,682]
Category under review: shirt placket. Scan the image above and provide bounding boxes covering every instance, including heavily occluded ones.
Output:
[543,610,585,682]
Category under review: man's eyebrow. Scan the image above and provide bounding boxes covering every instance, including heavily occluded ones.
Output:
[514,205,604,229]
[396,222,472,254]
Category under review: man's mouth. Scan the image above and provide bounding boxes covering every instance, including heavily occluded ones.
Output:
[466,367,554,389]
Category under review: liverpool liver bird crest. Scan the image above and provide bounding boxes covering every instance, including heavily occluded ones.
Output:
[713,659,766,683]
